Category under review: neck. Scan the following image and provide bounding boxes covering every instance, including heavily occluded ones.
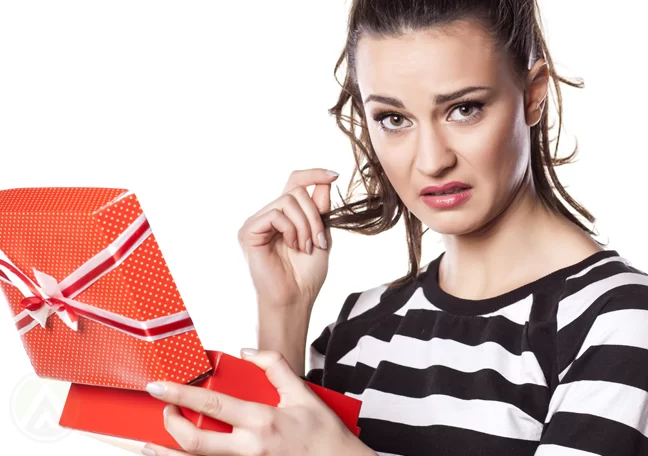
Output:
[438,177,601,300]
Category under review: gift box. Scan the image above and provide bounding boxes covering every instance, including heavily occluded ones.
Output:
[0,187,213,390]
[59,350,362,449]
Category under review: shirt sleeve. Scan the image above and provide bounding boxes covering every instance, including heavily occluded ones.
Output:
[303,321,336,386]
[535,290,648,455]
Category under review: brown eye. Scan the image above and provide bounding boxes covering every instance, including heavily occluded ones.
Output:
[448,102,485,123]
[378,114,412,132]
[458,106,474,116]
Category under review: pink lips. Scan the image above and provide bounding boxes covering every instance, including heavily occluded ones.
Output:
[420,181,472,209]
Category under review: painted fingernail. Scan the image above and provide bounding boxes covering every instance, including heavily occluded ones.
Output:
[145,382,166,397]
[241,347,258,356]
[163,404,170,419]
[318,232,328,250]
[306,238,313,254]
[326,170,339,177]
[141,447,156,456]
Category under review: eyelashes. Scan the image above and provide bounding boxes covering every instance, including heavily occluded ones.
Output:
[372,100,486,134]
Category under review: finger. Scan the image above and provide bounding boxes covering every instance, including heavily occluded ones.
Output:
[276,193,313,253]
[282,168,339,193]
[161,404,243,455]
[241,208,298,250]
[311,183,332,214]
[245,194,312,252]
[288,186,328,250]
[142,442,192,456]
[240,349,311,400]
[146,381,275,429]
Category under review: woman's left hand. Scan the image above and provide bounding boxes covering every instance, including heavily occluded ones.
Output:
[141,349,374,456]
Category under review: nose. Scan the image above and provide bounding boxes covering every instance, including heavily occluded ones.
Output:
[414,124,457,177]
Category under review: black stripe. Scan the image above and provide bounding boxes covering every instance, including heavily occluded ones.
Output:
[561,344,648,392]
[357,419,538,456]
[347,362,550,422]
[304,369,323,386]
[310,325,332,357]
[561,259,636,299]
[600,287,648,314]
[334,308,528,357]
[542,411,648,456]
[396,309,527,355]
[558,286,648,372]
[326,283,421,364]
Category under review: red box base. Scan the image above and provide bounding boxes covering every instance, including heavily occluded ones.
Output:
[59,350,361,450]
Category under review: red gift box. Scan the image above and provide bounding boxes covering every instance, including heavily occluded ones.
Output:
[59,350,362,449]
[0,187,213,390]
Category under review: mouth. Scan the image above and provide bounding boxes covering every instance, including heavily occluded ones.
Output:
[420,182,472,197]
[422,187,470,196]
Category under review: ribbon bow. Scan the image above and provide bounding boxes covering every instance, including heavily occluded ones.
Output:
[0,211,195,341]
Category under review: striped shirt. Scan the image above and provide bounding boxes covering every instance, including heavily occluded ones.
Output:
[305,249,648,455]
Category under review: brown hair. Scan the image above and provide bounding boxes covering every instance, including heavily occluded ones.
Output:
[321,0,597,289]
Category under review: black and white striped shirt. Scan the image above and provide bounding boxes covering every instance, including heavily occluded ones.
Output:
[306,250,648,455]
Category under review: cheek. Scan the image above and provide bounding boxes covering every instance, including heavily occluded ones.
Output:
[470,102,528,191]
[369,129,413,188]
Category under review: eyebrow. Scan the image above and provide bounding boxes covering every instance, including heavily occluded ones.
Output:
[364,85,493,108]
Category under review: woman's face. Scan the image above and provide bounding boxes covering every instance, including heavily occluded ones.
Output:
[354,20,545,235]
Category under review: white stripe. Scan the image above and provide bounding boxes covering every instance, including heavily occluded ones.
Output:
[534,444,599,456]
[58,213,151,297]
[557,272,648,331]
[0,248,38,298]
[395,288,443,316]
[308,322,333,372]
[12,309,29,323]
[566,255,627,281]
[338,335,547,387]
[348,285,388,320]
[546,380,648,438]
[357,389,542,441]
[61,297,190,328]
[482,294,533,325]
[308,347,325,372]
[395,288,533,326]
[559,308,648,381]
[17,319,39,335]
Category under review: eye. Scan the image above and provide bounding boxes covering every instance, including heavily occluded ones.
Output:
[373,112,413,133]
[447,101,485,123]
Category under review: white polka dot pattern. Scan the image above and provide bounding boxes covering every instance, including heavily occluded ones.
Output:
[0,188,213,390]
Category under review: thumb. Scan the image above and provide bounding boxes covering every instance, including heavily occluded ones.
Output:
[311,183,332,214]
[240,348,310,397]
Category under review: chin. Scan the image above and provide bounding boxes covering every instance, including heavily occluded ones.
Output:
[414,203,488,236]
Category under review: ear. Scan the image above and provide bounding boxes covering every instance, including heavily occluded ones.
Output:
[525,58,549,127]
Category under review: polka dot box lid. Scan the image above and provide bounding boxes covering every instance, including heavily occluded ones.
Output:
[0,187,213,390]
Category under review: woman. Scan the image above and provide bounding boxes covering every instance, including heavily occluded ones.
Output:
[141,1,648,455]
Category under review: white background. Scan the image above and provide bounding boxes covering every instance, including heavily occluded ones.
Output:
[0,0,646,454]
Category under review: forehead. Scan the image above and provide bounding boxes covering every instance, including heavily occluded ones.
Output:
[354,20,510,97]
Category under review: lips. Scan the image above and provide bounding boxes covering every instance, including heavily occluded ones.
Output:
[420,181,471,196]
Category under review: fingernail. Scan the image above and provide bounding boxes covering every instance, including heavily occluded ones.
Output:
[326,170,339,177]
[241,347,258,356]
[293,240,298,250]
[163,404,170,419]
[145,382,166,397]
[306,238,313,254]
[142,448,156,456]
[317,232,328,250]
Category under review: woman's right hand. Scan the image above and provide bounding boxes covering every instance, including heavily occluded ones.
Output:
[238,168,340,311]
